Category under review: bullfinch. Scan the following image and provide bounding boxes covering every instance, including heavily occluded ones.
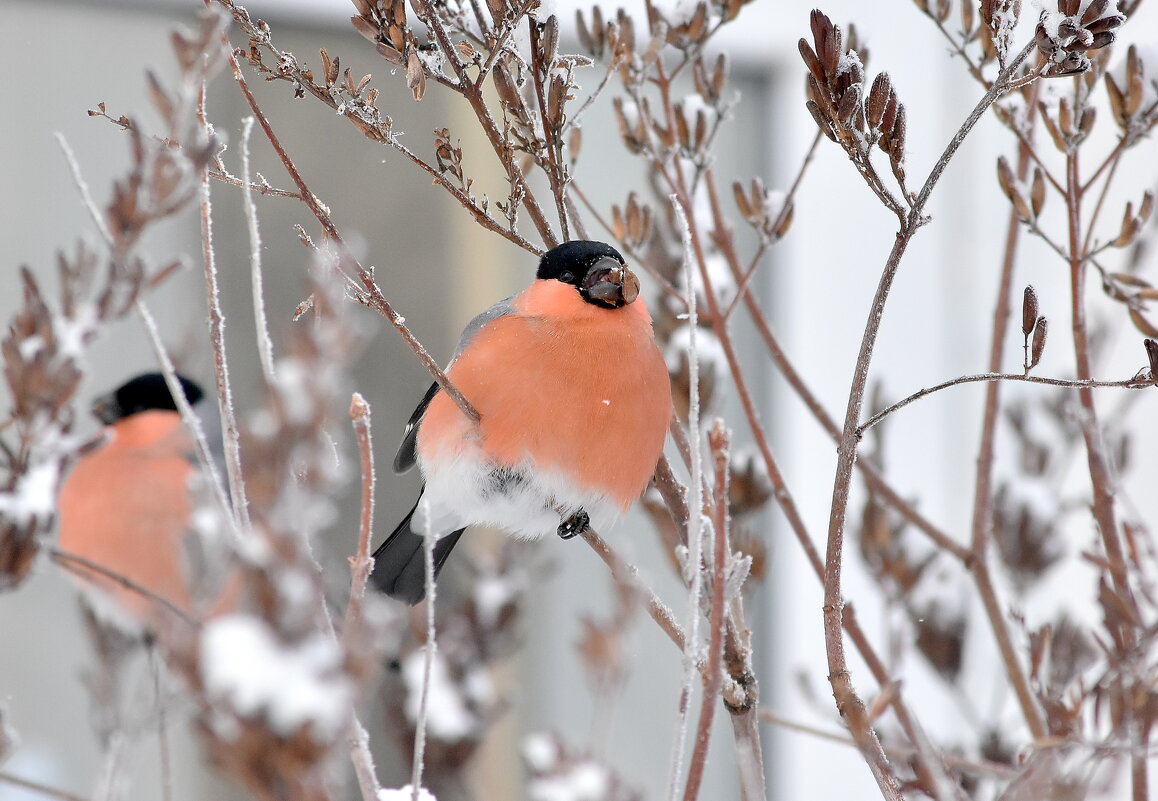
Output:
[57,372,226,630]
[371,240,673,604]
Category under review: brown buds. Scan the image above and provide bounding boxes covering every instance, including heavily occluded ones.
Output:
[1022,288,1047,372]
[1145,339,1158,381]
[800,9,905,186]
[997,155,1035,222]
[406,51,426,101]
[1022,286,1039,337]
[1113,191,1155,248]
[611,193,652,250]
[1030,167,1046,217]
[1029,317,1048,370]
[1035,0,1124,76]
[733,178,792,240]
[692,54,729,106]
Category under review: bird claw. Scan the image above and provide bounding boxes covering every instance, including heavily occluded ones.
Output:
[557,510,589,540]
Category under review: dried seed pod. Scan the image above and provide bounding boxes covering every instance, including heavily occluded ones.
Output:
[770,199,794,239]
[1040,104,1068,152]
[546,73,566,128]
[1115,201,1142,247]
[575,9,595,56]
[1144,339,1158,380]
[1130,310,1158,337]
[1085,12,1125,34]
[693,108,708,149]
[375,41,403,65]
[1140,190,1156,225]
[836,82,862,124]
[1058,96,1074,136]
[387,24,405,53]
[996,155,1017,199]
[711,54,728,99]
[567,127,581,163]
[1030,167,1046,217]
[798,38,827,89]
[866,72,890,130]
[1022,286,1039,337]
[493,62,523,110]
[1030,316,1047,368]
[1125,46,1144,116]
[406,50,426,101]
[1079,106,1096,139]
[733,180,753,221]
[540,15,559,66]
[806,100,836,140]
[351,15,380,42]
[674,104,690,148]
[890,103,906,152]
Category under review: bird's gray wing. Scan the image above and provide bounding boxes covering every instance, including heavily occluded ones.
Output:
[392,296,517,474]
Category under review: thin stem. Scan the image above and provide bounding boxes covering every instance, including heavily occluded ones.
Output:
[1066,148,1129,592]
[410,496,437,801]
[682,425,731,801]
[149,646,174,801]
[758,712,1018,779]
[342,393,377,652]
[240,116,277,383]
[197,81,251,532]
[349,719,381,801]
[1080,141,1125,257]
[667,197,703,801]
[134,299,236,532]
[858,371,1150,436]
[52,549,196,626]
[207,166,302,199]
[54,134,114,247]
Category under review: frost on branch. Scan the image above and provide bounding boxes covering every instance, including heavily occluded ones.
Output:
[1034,0,1124,76]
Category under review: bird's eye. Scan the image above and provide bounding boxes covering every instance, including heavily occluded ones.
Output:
[559,271,575,282]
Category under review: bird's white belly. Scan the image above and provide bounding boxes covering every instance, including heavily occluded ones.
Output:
[413,448,620,540]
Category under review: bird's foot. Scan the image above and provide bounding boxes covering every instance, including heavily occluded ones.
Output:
[557,510,589,540]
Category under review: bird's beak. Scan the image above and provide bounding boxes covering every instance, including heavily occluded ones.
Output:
[584,261,641,307]
[92,392,121,426]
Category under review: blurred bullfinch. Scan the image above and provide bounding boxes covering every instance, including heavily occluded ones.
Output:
[371,240,672,604]
[57,372,228,630]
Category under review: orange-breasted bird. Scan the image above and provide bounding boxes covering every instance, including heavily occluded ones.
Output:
[57,372,229,630]
[371,240,673,604]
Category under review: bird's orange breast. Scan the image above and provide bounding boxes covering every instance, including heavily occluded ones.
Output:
[57,411,198,624]
[418,282,672,510]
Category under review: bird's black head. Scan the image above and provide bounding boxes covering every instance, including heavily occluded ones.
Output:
[93,373,204,425]
[536,240,640,309]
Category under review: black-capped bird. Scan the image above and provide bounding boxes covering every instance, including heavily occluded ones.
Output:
[371,241,673,604]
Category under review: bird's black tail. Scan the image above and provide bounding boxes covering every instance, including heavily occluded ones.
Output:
[370,491,465,605]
